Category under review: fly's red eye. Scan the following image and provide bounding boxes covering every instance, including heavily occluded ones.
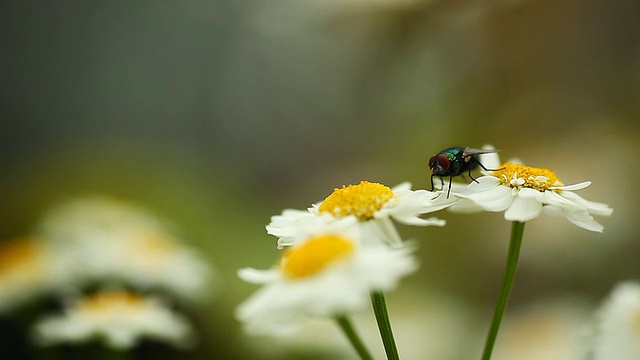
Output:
[428,156,436,169]
[437,154,450,169]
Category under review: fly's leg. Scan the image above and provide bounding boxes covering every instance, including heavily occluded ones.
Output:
[471,161,505,183]
[467,169,480,184]
[477,161,504,172]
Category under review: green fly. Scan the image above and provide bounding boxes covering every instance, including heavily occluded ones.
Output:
[429,146,500,198]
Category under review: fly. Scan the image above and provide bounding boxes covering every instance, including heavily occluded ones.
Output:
[429,146,501,198]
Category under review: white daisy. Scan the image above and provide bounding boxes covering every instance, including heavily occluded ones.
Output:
[37,197,213,301]
[33,291,195,349]
[449,152,612,232]
[592,281,640,360]
[267,181,455,247]
[236,223,418,335]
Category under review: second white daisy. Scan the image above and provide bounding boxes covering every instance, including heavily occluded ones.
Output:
[237,220,418,335]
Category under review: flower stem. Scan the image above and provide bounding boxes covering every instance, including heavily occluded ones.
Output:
[371,291,400,360]
[335,316,374,360]
[481,221,525,360]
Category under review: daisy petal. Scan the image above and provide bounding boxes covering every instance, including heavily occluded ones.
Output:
[384,189,453,217]
[504,189,543,222]
[542,190,585,211]
[468,176,502,191]
[448,197,485,213]
[266,209,314,238]
[558,191,613,216]
[550,181,591,191]
[238,268,280,284]
[391,182,412,192]
[465,185,514,212]
[365,218,403,247]
[560,209,604,232]
[393,215,446,227]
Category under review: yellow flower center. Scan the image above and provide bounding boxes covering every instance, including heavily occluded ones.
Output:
[318,181,394,220]
[78,291,146,318]
[280,234,355,279]
[492,162,564,192]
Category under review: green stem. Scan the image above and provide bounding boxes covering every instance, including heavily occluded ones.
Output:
[481,221,526,360]
[371,291,400,360]
[335,316,374,360]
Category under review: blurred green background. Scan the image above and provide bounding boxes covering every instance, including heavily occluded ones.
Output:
[1,0,638,359]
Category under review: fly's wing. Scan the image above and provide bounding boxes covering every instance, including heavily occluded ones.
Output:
[461,147,500,162]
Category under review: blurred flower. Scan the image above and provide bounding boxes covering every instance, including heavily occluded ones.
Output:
[450,151,612,231]
[33,290,194,349]
[0,237,71,313]
[267,181,454,247]
[237,223,417,335]
[37,197,213,300]
[592,281,640,360]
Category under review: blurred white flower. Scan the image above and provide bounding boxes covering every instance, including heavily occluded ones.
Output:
[38,197,213,300]
[0,237,71,313]
[33,291,194,349]
[237,223,418,335]
[267,181,454,247]
[592,281,640,360]
[450,151,612,231]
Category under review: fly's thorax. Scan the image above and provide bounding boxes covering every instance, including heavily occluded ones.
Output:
[465,155,480,170]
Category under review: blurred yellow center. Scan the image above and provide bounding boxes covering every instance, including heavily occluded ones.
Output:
[493,162,563,192]
[0,238,43,275]
[280,235,355,279]
[126,231,179,268]
[78,291,145,318]
[318,181,394,220]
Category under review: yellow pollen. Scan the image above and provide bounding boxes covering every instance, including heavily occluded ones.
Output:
[492,162,564,192]
[78,291,145,317]
[318,181,394,220]
[280,234,355,280]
